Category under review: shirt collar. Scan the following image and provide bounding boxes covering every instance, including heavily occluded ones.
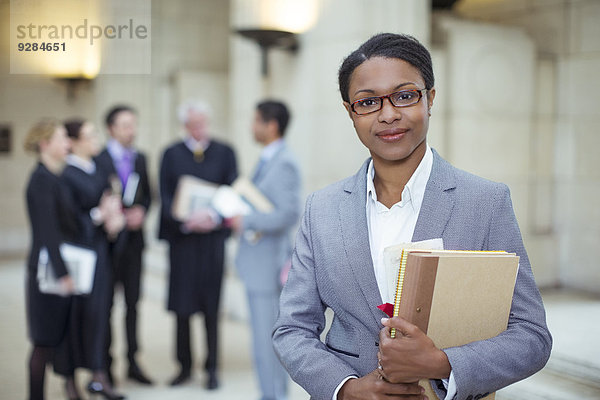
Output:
[184,136,211,153]
[66,154,96,174]
[259,138,284,162]
[107,138,136,160]
[366,144,433,213]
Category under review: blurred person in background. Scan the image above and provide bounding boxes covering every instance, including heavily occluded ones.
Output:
[158,100,237,389]
[232,100,301,400]
[95,105,153,386]
[23,119,77,400]
[56,119,126,400]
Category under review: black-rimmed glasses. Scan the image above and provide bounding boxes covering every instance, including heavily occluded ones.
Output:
[350,89,428,115]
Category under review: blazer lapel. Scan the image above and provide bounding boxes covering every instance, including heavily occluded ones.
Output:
[253,144,285,185]
[412,149,456,242]
[339,160,384,327]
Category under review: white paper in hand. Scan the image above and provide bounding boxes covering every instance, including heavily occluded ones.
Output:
[37,243,97,296]
[382,238,444,304]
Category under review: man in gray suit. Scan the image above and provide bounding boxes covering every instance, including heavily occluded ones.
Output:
[233,100,301,400]
[272,33,551,400]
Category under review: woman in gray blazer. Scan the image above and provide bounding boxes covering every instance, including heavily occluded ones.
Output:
[272,33,552,400]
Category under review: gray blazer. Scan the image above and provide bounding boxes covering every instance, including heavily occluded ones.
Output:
[236,144,301,293]
[273,149,552,400]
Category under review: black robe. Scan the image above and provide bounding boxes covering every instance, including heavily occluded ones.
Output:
[158,140,237,316]
[57,163,112,371]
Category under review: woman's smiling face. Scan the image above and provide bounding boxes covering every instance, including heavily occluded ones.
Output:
[344,56,435,165]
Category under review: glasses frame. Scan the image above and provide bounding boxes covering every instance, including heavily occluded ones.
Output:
[350,88,428,115]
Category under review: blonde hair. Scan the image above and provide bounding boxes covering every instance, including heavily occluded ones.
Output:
[23,118,61,154]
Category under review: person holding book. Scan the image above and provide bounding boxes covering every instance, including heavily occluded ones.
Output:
[58,119,126,400]
[272,33,552,400]
[231,100,301,400]
[23,119,77,400]
[158,100,238,389]
[95,105,154,386]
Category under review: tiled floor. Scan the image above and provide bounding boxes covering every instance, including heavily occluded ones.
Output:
[1,253,599,400]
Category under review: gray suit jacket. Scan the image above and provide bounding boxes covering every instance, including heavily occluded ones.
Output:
[273,149,552,400]
[236,143,301,293]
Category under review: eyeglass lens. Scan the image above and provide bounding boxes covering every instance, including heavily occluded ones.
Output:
[352,89,423,115]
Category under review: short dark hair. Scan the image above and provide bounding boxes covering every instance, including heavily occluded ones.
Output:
[64,119,85,140]
[105,105,137,127]
[338,33,434,103]
[256,100,290,137]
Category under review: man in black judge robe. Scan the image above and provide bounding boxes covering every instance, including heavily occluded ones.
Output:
[158,100,238,389]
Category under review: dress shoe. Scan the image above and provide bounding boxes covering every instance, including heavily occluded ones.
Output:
[127,365,153,385]
[87,381,126,400]
[169,369,191,386]
[206,371,219,390]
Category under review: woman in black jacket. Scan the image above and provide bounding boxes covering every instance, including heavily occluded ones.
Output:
[24,119,77,400]
[58,119,125,400]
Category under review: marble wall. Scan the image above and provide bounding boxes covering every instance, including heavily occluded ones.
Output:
[453,0,600,293]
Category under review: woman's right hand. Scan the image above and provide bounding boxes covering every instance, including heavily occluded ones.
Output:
[58,275,76,296]
[99,192,125,237]
[337,370,425,400]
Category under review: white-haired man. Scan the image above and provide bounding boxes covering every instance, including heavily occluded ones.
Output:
[158,101,238,389]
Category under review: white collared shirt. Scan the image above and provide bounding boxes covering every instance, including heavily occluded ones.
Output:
[366,145,433,304]
[258,138,284,163]
[66,154,96,175]
[334,146,455,400]
[184,136,210,153]
[106,138,136,163]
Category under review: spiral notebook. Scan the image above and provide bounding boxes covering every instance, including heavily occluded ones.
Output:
[381,246,519,400]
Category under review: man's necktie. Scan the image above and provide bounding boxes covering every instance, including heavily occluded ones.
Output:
[118,150,133,189]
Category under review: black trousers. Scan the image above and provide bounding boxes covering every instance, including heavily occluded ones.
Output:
[175,312,218,373]
[106,240,143,369]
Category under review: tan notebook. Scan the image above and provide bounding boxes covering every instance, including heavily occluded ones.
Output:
[391,250,519,400]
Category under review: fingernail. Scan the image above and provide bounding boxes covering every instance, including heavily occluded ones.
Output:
[381,317,389,324]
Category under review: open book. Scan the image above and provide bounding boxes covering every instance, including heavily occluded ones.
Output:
[172,175,273,220]
[381,245,519,400]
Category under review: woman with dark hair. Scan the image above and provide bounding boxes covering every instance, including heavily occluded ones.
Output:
[58,119,125,400]
[272,33,551,400]
[24,119,77,400]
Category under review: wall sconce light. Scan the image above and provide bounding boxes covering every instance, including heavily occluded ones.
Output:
[54,76,95,101]
[235,28,299,77]
[49,49,100,101]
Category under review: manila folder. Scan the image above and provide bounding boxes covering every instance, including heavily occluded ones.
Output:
[399,252,519,400]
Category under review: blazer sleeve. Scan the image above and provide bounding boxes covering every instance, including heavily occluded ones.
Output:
[272,193,360,400]
[136,153,152,210]
[442,184,552,399]
[31,177,69,278]
[224,145,238,186]
[158,148,182,239]
[243,159,301,234]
